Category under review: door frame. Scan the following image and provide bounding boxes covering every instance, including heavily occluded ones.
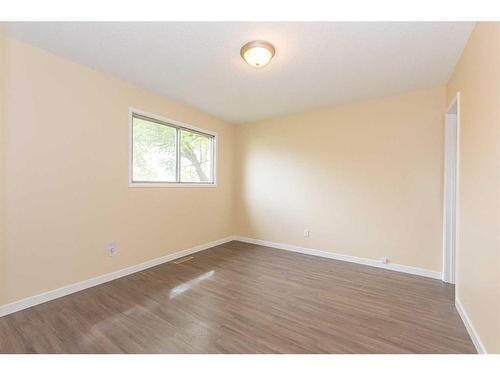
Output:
[442,92,460,284]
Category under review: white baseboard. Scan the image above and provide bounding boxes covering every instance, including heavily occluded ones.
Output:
[455,297,487,354]
[233,236,442,280]
[0,235,443,318]
[0,236,234,318]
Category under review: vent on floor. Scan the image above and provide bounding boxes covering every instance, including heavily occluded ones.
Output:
[174,256,194,264]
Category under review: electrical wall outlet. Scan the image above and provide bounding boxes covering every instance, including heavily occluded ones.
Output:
[108,241,117,256]
[303,229,310,238]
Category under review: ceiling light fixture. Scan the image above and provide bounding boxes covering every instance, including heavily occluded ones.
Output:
[240,40,275,69]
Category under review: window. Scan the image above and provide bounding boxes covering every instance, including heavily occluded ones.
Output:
[130,110,216,186]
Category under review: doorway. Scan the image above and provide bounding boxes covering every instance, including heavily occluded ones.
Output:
[443,93,460,284]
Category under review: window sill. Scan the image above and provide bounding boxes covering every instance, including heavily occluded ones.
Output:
[128,182,217,188]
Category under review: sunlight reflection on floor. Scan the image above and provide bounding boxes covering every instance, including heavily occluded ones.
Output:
[169,270,215,299]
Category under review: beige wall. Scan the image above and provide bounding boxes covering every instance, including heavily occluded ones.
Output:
[0,37,235,305]
[0,34,6,303]
[447,22,500,353]
[235,87,446,272]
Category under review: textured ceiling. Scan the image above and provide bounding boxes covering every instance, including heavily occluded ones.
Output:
[3,22,475,123]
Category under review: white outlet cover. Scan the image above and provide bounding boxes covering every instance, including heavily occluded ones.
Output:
[108,241,116,256]
[303,230,310,238]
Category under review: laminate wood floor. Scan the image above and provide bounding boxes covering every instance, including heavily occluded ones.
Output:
[0,241,476,353]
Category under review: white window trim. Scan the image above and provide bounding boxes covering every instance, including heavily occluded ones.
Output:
[128,107,218,188]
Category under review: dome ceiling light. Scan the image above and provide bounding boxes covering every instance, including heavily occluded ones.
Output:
[240,40,275,69]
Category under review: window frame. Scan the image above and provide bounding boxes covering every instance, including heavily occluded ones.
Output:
[128,107,217,188]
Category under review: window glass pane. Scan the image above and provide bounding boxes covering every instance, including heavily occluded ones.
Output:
[132,116,177,182]
[180,129,213,183]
